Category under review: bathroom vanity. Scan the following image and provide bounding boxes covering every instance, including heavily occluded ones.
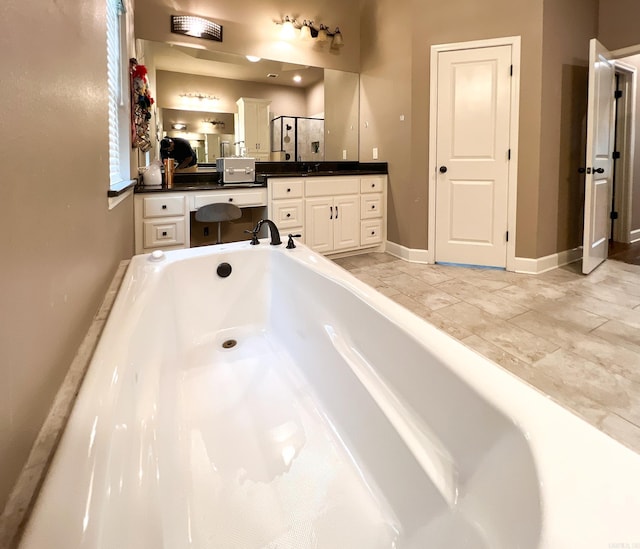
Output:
[133,163,387,256]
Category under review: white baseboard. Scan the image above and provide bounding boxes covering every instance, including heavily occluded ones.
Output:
[630,229,640,243]
[385,240,582,274]
[512,247,582,274]
[385,241,432,263]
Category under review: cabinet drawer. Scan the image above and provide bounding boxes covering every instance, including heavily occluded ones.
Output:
[193,189,267,209]
[305,177,359,197]
[143,195,186,218]
[271,179,304,199]
[272,199,304,229]
[361,195,382,219]
[143,218,186,248]
[360,176,385,194]
[361,219,383,246]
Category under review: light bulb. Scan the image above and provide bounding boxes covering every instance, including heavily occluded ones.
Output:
[281,16,296,40]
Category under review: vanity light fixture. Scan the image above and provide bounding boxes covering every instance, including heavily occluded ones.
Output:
[204,119,226,128]
[171,123,187,130]
[276,16,344,48]
[170,15,223,42]
[179,92,220,102]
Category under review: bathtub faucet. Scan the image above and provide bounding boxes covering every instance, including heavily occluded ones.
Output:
[254,219,282,246]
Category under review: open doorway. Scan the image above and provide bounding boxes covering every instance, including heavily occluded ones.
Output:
[583,40,640,271]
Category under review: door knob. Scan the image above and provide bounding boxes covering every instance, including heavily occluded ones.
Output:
[593,167,605,174]
[439,166,448,173]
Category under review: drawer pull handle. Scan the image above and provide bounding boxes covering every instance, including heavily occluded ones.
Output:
[162,205,167,209]
[287,188,291,192]
[228,198,233,202]
[162,231,167,236]
[371,231,375,235]
[371,205,375,209]
[330,206,333,220]
[371,183,375,188]
[286,213,291,218]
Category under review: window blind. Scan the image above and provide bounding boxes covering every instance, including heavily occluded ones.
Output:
[107,0,126,186]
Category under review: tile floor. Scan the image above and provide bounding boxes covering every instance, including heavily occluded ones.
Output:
[333,252,640,454]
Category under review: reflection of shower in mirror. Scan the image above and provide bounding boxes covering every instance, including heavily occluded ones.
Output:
[271,116,325,162]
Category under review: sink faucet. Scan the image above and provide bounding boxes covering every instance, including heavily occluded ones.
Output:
[254,219,282,246]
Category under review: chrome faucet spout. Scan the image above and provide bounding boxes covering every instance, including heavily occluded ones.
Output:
[255,219,282,246]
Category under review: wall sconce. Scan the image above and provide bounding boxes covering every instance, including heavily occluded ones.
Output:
[171,15,223,42]
[179,93,220,101]
[171,123,187,130]
[276,16,344,48]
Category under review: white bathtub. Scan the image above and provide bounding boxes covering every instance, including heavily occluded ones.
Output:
[20,241,640,548]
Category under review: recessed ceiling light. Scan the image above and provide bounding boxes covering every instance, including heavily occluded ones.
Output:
[293,75,302,83]
[246,55,261,62]
[172,123,187,130]
[267,73,279,78]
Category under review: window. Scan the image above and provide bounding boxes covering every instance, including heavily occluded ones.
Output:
[106,0,131,193]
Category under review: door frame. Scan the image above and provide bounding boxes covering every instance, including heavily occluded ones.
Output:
[611,60,636,244]
[428,36,521,270]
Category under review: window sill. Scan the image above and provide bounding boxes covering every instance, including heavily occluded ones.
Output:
[108,179,136,210]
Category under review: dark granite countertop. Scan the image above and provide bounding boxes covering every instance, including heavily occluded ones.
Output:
[135,161,388,194]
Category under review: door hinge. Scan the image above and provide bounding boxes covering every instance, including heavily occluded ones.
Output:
[613,151,621,159]
[610,211,619,220]
[510,64,513,76]
[506,230,509,242]
[615,89,623,99]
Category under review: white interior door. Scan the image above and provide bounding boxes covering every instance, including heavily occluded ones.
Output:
[435,45,512,268]
[583,38,616,274]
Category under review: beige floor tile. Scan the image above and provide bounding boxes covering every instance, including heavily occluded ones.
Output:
[513,310,640,382]
[592,319,640,350]
[435,279,529,319]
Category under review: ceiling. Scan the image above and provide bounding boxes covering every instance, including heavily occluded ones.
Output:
[148,41,325,88]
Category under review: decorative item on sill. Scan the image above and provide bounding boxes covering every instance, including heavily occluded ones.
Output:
[130,58,154,152]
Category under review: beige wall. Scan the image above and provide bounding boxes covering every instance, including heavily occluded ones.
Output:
[537,0,598,257]
[599,0,640,51]
[361,0,544,254]
[0,0,134,511]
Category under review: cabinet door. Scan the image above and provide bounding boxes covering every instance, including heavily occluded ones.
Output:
[333,195,360,251]
[255,101,271,152]
[305,197,333,253]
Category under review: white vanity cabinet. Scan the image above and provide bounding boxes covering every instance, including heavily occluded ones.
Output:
[305,178,360,253]
[236,97,271,161]
[267,174,387,256]
[134,194,188,253]
[134,187,268,254]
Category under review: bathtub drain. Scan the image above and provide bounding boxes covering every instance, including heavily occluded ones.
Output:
[222,339,237,349]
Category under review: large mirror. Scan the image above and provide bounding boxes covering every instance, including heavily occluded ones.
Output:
[141,40,359,163]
